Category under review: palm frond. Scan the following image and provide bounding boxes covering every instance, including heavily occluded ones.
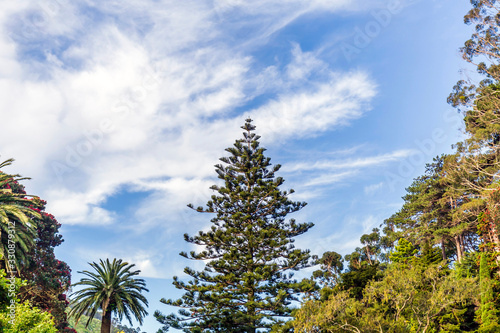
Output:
[69,258,149,329]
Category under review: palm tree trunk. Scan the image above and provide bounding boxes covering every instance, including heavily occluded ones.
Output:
[101,309,112,333]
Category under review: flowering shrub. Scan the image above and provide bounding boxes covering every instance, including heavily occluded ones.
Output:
[1,171,72,332]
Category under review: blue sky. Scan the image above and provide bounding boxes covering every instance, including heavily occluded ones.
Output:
[0,0,474,331]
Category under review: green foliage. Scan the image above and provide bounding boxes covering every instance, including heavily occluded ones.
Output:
[344,228,388,270]
[448,0,500,147]
[67,311,102,333]
[111,321,146,333]
[337,262,381,300]
[454,251,480,279]
[293,2,500,331]
[478,253,500,332]
[389,238,418,264]
[294,289,365,333]
[384,155,479,265]
[6,185,72,331]
[419,241,443,267]
[69,259,148,333]
[388,238,442,268]
[66,312,146,333]
[447,0,500,264]
[0,159,42,273]
[312,251,343,287]
[0,269,25,312]
[295,263,479,333]
[155,119,314,332]
[21,222,72,330]
[0,160,73,332]
[327,228,389,301]
[0,301,58,333]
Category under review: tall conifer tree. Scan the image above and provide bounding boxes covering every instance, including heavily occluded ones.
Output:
[155,119,314,332]
[478,253,500,332]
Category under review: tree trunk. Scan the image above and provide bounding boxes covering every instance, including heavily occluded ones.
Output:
[490,222,500,266]
[454,236,463,264]
[440,239,447,261]
[247,285,256,333]
[365,246,373,265]
[101,309,112,333]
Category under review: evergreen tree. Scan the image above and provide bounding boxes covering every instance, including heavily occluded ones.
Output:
[478,253,500,332]
[389,238,418,264]
[155,119,314,332]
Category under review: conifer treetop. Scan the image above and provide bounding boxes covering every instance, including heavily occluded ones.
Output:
[156,118,315,333]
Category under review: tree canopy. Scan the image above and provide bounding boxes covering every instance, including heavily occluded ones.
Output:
[155,119,315,332]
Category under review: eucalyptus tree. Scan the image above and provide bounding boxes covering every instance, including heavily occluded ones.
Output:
[384,155,479,263]
[447,0,500,260]
[294,262,478,333]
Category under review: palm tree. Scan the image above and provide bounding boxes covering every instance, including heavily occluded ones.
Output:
[0,159,41,272]
[69,258,149,333]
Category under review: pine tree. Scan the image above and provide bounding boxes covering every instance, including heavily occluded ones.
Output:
[155,119,314,332]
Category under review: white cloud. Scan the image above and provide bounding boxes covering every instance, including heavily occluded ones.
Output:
[212,0,364,25]
[304,214,381,257]
[18,46,374,227]
[45,188,116,225]
[130,177,217,232]
[364,182,384,195]
[285,149,416,172]
[286,44,326,81]
[0,0,388,288]
[358,215,379,233]
[305,171,357,187]
[277,149,416,191]
[253,71,377,142]
[123,252,163,279]
[72,249,164,279]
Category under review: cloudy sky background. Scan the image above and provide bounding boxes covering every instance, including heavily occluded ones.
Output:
[0,0,473,331]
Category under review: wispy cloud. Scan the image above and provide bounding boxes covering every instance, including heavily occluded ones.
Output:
[280,149,416,189]
[303,214,382,257]
[1,0,384,284]
[305,171,357,187]
[285,149,416,172]
[364,181,384,195]
[253,70,377,142]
